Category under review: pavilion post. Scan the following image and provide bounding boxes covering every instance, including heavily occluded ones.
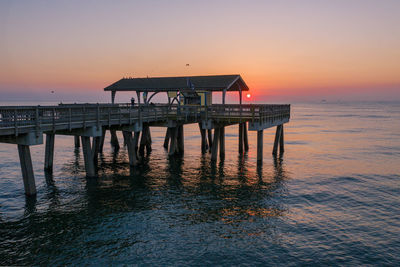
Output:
[111,91,116,104]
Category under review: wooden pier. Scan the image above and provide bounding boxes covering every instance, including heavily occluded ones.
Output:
[0,75,290,196]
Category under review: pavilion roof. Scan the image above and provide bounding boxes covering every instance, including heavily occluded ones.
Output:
[104,74,249,92]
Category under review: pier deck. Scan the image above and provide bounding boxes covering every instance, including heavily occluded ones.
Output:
[0,103,290,196]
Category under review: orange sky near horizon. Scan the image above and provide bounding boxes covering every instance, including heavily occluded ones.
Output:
[1,0,399,102]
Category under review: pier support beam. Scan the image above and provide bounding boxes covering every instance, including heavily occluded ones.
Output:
[18,144,36,196]
[123,131,138,166]
[273,125,283,156]
[99,127,106,153]
[244,122,249,152]
[139,124,152,156]
[211,127,221,161]
[199,123,207,153]
[207,129,213,152]
[168,127,178,156]
[239,123,244,154]
[81,136,96,178]
[219,126,225,159]
[163,128,170,149]
[44,133,55,171]
[177,125,184,154]
[110,129,120,151]
[134,131,140,157]
[257,130,263,163]
[74,135,80,148]
[279,125,284,154]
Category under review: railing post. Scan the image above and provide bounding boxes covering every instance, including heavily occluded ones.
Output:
[69,108,72,131]
[14,109,18,136]
[52,108,56,132]
[35,106,40,137]
[97,104,100,129]
[83,107,86,129]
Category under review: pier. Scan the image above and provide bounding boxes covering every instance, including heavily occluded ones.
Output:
[0,75,290,196]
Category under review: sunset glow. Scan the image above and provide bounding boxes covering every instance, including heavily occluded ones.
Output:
[0,0,399,102]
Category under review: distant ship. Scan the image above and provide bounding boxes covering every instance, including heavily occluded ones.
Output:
[321,99,327,103]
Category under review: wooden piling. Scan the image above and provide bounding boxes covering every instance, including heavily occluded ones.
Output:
[146,125,152,153]
[163,128,170,149]
[199,123,207,153]
[244,122,249,151]
[207,129,213,152]
[211,127,220,161]
[123,131,138,166]
[110,129,120,150]
[99,127,106,153]
[93,136,100,166]
[177,125,184,154]
[273,125,282,155]
[44,133,55,171]
[239,123,244,154]
[133,131,140,157]
[219,126,225,159]
[279,125,284,154]
[168,127,178,156]
[139,124,151,156]
[257,130,263,163]
[17,144,36,196]
[81,136,96,178]
[74,135,80,148]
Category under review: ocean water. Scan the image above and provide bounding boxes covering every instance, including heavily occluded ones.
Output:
[0,102,399,265]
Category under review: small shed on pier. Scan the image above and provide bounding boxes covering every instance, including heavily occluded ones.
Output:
[104,74,249,105]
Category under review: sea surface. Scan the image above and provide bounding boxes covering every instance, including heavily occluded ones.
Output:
[0,102,399,266]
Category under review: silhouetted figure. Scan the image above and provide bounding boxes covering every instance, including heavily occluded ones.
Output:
[131,97,135,105]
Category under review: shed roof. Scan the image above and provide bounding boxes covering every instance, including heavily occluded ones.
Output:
[104,74,249,92]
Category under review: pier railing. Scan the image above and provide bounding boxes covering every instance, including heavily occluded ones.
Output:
[0,104,290,136]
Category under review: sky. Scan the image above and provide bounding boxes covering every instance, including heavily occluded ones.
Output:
[0,0,399,103]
